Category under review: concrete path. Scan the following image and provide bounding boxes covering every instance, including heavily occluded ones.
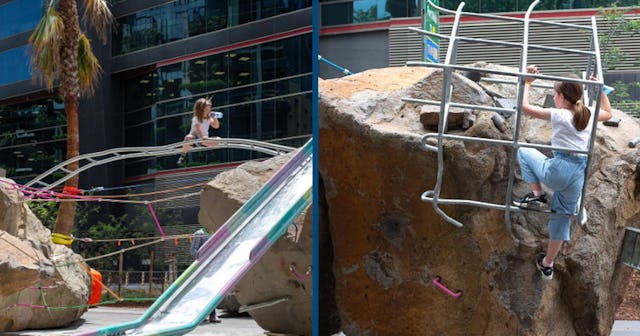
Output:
[2,306,267,336]
[3,307,637,335]
[611,320,640,336]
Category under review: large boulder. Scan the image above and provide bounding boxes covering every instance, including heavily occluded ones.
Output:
[319,65,640,335]
[199,152,313,335]
[0,178,90,331]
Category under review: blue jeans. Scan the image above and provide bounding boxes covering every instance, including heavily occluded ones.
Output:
[517,148,587,241]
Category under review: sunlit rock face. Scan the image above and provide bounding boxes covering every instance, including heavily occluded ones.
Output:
[0,177,89,331]
[319,64,640,335]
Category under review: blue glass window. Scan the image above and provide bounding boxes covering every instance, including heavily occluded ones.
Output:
[0,0,44,39]
[0,46,32,86]
[321,0,419,26]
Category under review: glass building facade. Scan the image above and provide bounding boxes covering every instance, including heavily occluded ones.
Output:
[0,0,312,183]
[115,0,311,55]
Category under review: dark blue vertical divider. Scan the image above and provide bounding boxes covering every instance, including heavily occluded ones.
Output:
[311,0,319,335]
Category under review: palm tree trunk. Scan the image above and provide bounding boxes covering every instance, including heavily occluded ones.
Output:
[52,0,81,245]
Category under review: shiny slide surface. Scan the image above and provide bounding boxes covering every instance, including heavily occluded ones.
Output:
[78,139,312,336]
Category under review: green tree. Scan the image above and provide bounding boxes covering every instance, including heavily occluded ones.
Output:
[599,4,640,71]
[598,3,640,117]
[29,0,114,245]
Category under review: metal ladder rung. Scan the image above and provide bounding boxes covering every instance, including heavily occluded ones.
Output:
[403,97,517,115]
[408,27,596,57]
[407,61,601,86]
[420,133,590,156]
[421,191,578,218]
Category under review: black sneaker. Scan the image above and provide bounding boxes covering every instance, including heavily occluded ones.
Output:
[513,192,548,209]
[536,252,553,280]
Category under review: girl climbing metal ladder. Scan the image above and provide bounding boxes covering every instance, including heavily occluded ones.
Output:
[406,0,608,237]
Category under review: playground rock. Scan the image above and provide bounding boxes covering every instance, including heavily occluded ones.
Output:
[0,178,90,331]
[199,152,313,335]
[319,65,640,335]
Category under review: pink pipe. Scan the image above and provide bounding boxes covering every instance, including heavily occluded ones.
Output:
[432,276,462,298]
[289,264,312,281]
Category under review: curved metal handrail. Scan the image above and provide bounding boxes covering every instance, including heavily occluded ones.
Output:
[24,138,299,190]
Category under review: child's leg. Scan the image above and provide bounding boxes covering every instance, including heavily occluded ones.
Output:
[544,240,563,267]
[203,136,220,147]
[178,135,195,165]
[517,148,548,195]
[181,134,195,155]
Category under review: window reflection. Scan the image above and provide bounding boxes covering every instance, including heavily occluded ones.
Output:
[113,0,311,56]
[321,0,419,26]
[320,0,639,26]
[0,97,67,183]
[0,46,32,86]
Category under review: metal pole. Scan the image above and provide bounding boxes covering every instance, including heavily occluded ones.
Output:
[148,248,155,298]
[118,251,123,297]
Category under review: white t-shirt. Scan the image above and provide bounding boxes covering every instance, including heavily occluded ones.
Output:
[189,117,212,139]
[550,108,592,152]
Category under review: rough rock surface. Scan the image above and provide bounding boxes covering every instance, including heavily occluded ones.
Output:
[0,178,90,331]
[319,65,640,336]
[199,152,313,335]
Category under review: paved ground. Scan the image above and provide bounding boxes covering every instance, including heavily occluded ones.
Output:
[612,320,640,336]
[3,306,638,335]
[3,307,267,336]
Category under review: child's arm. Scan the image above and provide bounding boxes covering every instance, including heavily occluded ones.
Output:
[591,77,613,121]
[522,78,551,120]
[210,116,220,129]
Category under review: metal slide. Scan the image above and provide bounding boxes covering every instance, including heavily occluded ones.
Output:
[78,139,313,336]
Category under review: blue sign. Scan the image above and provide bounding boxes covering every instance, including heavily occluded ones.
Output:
[425,37,439,63]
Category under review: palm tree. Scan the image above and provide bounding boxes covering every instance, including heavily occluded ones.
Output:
[29,0,113,245]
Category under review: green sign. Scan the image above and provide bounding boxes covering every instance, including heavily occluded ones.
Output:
[423,0,440,63]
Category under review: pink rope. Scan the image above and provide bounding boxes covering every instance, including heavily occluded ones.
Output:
[4,181,101,201]
[147,203,166,238]
[28,285,58,290]
[8,303,47,309]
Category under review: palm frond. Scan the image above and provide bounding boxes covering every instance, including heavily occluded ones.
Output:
[82,0,115,44]
[29,4,64,90]
[77,33,102,96]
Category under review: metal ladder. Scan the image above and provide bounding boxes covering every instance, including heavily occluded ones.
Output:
[23,138,296,190]
[406,0,607,234]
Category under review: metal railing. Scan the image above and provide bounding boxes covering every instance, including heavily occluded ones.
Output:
[408,0,606,235]
[23,138,296,190]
